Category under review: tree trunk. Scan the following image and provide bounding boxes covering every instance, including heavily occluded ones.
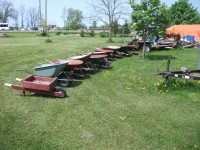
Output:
[198,47,200,69]
[142,32,146,60]
[109,26,112,41]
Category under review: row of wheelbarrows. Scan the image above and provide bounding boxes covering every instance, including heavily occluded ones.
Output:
[5,46,138,98]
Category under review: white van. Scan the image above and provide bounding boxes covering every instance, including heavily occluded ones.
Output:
[0,23,9,31]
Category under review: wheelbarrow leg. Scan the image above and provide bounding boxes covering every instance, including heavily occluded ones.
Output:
[23,91,25,97]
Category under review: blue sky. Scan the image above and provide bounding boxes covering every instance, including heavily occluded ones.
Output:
[10,0,200,27]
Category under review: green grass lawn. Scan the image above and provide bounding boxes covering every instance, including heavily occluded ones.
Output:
[0,32,200,149]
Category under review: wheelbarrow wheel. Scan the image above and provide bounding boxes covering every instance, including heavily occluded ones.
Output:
[58,78,72,87]
[58,73,73,87]
[56,87,67,97]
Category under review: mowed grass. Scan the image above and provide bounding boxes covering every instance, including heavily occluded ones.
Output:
[0,32,200,149]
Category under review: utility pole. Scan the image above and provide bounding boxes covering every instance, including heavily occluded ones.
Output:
[45,0,47,31]
[39,0,41,20]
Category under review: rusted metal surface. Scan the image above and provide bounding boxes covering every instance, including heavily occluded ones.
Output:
[53,59,83,70]
[90,54,108,59]
[68,52,93,64]
[94,49,114,53]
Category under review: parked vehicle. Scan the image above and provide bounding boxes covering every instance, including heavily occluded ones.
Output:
[0,23,9,31]
[9,27,13,30]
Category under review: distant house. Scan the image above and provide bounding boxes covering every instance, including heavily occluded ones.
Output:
[38,20,57,32]
[48,20,57,31]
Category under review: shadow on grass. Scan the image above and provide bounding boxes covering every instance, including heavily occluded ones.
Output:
[146,55,176,60]
[70,80,83,87]
[81,74,91,80]
[105,40,122,44]
[23,93,69,99]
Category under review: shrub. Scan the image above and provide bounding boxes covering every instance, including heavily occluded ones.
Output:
[56,32,62,35]
[45,39,52,43]
[41,30,47,36]
[99,32,109,37]
[63,32,79,35]
[85,31,90,37]
[89,29,95,37]
[80,29,85,37]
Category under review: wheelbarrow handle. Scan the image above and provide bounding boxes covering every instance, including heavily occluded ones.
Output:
[16,78,22,82]
[27,65,35,67]
[46,59,52,63]
[5,83,13,87]
[16,69,34,75]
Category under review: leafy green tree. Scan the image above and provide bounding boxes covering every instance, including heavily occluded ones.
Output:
[130,0,170,59]
[39,19,47,36]
[169,0,200,25]
[65,8,83,30]
[121,20,131,36]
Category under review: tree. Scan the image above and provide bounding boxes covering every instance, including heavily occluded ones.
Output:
[93,21,97,29]
[0,0,16,23]
[27,7,39,27]
[130,0,170,59]
[25,9,30,28]
[14,10,18,28]
[89,0,128,41]
[112,19,120,36]
[65,8,83,30]
[169,0,200,25]
[61,7,67,28]
[19,5,25,28]
[120,20,131,36]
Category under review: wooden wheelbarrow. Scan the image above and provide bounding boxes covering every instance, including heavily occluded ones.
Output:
[5,75,66,98]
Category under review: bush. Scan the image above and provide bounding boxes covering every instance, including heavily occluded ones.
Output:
[80,29,85,37]
[99,32,109,37]
[56,32,62,35]
[85,31,90,37]
[63,32,79,35]
[41,30,47,36]
[45,39,52,43]
[89,29,95,37]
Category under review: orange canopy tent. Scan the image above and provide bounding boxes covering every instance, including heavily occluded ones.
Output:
[166,24,200,42]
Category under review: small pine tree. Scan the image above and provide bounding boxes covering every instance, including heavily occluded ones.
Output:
[89,29,95,37]
[80,29,85,37]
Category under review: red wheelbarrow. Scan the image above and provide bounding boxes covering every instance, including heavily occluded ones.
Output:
[5,75,66,98]
[52,59,85,79]
[94,49,117,60]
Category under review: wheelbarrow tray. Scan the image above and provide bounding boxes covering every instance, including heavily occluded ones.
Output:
[34,61,69,77]
[90,54,108,63]
[94,49,114,53]
[92,52,107,55]
[53,59,83,71]
[90,54,108,59]
[102,46,121,51]
[68,52,93,64]
[22,75,57,91]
